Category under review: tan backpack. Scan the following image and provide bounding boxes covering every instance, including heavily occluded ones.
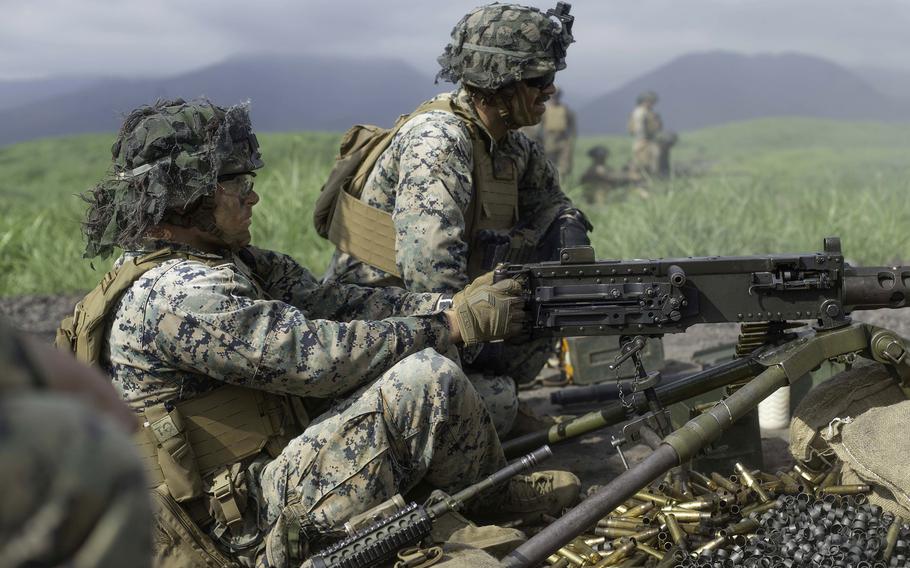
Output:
[312,97,521,280]
[312,97,480,239]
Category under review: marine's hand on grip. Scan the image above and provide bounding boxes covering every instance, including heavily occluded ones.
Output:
[449,272,527,346]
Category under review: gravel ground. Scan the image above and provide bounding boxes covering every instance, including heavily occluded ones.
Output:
[3,293,909,491]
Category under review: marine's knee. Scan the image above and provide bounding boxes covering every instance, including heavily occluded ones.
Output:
[378,349,487,422]
[391,348,470,391]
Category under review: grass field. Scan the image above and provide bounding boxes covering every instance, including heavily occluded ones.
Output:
[1,117,909,296]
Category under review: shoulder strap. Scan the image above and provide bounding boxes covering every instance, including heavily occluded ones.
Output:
[55,248,222,365]
[345,96,479,201]
[325,96,487,277]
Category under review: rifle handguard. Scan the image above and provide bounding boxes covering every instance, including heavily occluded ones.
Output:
[309,503,433,568]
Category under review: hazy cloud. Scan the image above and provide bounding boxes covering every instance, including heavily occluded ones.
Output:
[2,0,909,101]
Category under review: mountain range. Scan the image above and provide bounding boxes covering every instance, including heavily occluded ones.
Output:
[578,51,910,134]
[0,54,440,147]
[1,50,908,146]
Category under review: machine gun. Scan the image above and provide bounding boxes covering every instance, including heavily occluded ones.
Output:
[308,445,552,568]
[497,237,910,457]
[494,237,906,338]
[496,239,910,567]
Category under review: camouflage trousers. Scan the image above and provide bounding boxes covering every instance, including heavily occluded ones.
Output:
[465,339,556,437]
[466,372,518,437]
[259,347,506,566]
[0,392,152,568]
[632,139,659,178]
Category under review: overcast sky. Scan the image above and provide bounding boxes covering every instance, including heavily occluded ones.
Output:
[3,0,910,100]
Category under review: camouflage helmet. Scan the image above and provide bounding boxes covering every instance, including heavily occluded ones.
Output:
[637,91,658,105]
[436,2,575,91]
[81,98,263,258]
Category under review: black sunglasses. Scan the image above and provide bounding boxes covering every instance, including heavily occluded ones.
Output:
[217,171,257,183]
[523,72,556,90]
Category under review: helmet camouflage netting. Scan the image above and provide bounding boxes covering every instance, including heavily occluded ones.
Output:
[81,98,263,258]
[436,2,575,91]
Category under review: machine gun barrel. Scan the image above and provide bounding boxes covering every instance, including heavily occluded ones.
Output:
[549,368,702,405]
[502,354,765,458]
[844,265,910,310]
[494,237,910,337]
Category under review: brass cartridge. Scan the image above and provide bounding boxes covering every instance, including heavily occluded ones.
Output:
[624,501,655,518]
[693,534,726,556]
[660,513,688,551]
[735,462,770,503]
[710,472,739,493]
[635,541,665,561]
[820,484,871,495]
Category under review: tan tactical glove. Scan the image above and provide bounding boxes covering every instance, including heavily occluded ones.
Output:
[451,273,526,346]
[453,271,495,301]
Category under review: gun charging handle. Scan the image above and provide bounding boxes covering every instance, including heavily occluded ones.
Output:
[667,264,687,287]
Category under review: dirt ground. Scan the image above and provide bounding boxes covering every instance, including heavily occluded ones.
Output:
[4,293,910,491]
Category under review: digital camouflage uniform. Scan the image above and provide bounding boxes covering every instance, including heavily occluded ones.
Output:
[0,321,152,568]
[321,5,584,437]
[104,242,506,565]
[324,88,575,434]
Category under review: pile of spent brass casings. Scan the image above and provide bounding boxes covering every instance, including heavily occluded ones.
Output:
[544,460,910,567]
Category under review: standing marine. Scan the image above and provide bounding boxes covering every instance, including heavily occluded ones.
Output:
[318,2,592,437]
[58,98,578,567]
[542,86,578,178]
[627,90,662,179]
[522,86,577,179]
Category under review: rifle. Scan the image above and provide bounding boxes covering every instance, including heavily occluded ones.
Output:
[308,445,552,568]
[497,237,909,458]
[496,238,910,567]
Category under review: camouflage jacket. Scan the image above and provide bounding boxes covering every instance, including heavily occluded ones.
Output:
[325,89,575,294]
[104,242,450,410]
[630,105,661,141]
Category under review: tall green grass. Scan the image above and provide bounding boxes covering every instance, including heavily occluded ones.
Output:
[1,118,909,296]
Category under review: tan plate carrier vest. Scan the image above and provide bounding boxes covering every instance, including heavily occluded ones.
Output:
[313,97,520,280]
[56,248,307,530]
[542,104,570,135]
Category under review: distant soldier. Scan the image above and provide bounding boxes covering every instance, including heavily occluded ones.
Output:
[540,86,577,178]
[521,86,576,178]
[579,145,614,204]
[0,319,150,568]
[628,91,662,179]
[320,2,591,437]
[654,130,678,178]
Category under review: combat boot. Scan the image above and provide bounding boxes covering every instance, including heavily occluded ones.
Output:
[473,470,580,522]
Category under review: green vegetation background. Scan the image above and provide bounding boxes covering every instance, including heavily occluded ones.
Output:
[1,118,909,296]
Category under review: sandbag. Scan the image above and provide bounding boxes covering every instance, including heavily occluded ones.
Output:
[790,362,910,517]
